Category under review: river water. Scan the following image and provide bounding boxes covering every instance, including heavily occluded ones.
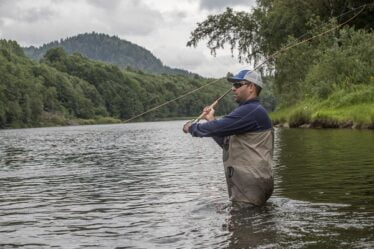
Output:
[0,121,373,249]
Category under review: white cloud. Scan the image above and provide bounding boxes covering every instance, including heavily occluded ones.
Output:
[199,0,253,11]
[0,0,58,22]
[0,0,255,77]
[87,0,164,36]
[86,0,121,10]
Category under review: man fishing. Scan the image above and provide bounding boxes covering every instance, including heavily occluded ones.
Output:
[183,69,274,206]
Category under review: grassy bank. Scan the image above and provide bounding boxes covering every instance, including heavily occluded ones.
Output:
[270,84,374,129]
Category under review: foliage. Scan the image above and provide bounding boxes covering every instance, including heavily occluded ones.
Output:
[270,84,374,128]
[259,76,276,111]
[0,41,235,129]
[187,0,373,64]
[275,24,374,106]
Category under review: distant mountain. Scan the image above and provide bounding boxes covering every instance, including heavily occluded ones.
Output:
[23,32,197,77]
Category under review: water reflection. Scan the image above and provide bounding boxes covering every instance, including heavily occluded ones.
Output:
[274,128,374,209]
[226,203,277,249]
[0,123,373,248]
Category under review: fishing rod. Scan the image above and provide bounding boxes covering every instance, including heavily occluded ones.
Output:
[190,88,232,123]
[122,77,224,124]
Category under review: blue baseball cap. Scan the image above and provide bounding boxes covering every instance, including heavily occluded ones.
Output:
[227,69,263,88]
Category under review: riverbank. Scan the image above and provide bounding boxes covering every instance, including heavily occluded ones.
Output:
[270,84,374,129]
[13,114,122,129]
[2,84,373,130]
[1,113,196,129]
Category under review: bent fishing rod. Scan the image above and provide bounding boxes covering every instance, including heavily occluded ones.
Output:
[189,88,232,123]
[122,3,367,125]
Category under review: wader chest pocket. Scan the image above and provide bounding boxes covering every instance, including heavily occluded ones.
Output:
[227,166,234,178]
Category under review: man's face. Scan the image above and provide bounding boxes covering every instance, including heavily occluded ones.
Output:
[231,81,255,103]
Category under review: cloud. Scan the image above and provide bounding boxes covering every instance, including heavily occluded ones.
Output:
[86,0,121,10]
[0,0,164,46]
[0,0,14,10]
[0,0,57,23]
[199,0,254,10]
[205,54,247,77]
[153,44,245,78]
[0,0,252,77]
[0,1,17,23]
[21,7,56,23]
[103,1,164,36]
[78,0,165,36]
[155,46,207,69]
[0,1,87,45]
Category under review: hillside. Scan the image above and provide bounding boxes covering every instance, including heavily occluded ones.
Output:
[0,40,235,129]
[23,32,196,77]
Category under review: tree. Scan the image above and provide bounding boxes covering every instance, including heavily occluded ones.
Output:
[187,0,373,65]
[0,39,236,128]
[187,0,373,108]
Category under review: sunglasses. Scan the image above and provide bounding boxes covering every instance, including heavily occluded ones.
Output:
[232,81,249,89]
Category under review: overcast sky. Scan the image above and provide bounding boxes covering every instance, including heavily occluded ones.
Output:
[0,0,256,78]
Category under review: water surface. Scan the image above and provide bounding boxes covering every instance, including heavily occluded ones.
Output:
[0,122,373,248]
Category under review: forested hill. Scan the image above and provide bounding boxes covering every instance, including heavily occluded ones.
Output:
[23,32,195,76]
[0,40,235,129]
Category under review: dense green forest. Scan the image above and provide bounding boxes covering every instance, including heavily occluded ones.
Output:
[23,32,195,77]
[188,0,374,128]
[0,40,237,129]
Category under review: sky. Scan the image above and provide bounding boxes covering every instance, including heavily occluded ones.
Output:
[0,0,256,78]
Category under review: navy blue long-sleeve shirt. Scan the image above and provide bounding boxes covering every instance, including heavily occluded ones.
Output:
[189,98,272,146]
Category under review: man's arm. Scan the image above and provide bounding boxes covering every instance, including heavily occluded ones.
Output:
[183,121,225,147]
[183,106,216,134]
[188,104,263,138]
[183,107,225,147]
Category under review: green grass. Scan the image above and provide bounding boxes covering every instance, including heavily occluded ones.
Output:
[270,84,374,128]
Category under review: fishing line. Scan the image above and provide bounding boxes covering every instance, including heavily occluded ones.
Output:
[122,3,368,124]
[122,77,224,123]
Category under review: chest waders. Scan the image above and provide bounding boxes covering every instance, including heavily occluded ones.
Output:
[222,129,274,206]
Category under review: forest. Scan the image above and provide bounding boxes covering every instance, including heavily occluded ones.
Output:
[0,40,241,129]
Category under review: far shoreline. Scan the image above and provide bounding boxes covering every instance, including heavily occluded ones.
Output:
[1,116,373,130]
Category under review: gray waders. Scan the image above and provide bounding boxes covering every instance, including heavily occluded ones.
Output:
[222,129,274,206]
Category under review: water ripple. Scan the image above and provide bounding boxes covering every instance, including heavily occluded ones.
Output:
[0,123,373,248]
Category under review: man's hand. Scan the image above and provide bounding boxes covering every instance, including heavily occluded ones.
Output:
[203,106,215,121]
[183,121,193,133]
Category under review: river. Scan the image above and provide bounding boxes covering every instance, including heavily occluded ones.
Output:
[0,121,373,248]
